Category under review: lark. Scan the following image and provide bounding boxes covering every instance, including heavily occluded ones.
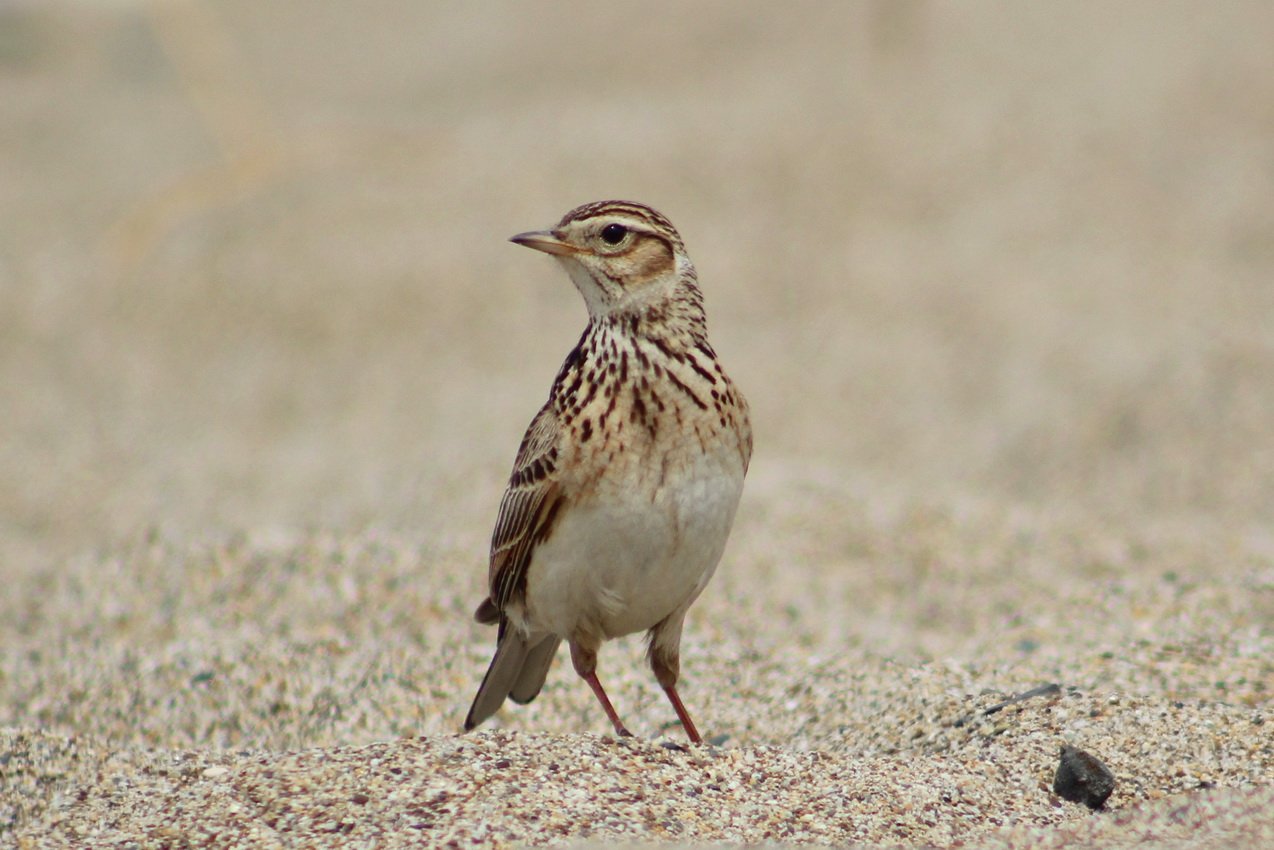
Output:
[464,201,752,743]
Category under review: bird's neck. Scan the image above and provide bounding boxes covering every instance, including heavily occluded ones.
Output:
[593,274,709,348]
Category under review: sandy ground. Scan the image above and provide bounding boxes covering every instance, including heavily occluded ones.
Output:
[2,2,1272,847]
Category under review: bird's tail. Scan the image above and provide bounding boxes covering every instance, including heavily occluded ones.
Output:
[464,626,561,731]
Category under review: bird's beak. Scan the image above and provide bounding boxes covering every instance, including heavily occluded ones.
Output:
[509,230,579,256]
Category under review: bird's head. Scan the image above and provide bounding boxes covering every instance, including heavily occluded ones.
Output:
[510,200,694,319]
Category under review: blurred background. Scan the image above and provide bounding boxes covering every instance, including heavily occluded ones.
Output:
[3,0,1273,574]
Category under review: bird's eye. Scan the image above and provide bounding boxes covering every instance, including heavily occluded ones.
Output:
[600,223,628,245]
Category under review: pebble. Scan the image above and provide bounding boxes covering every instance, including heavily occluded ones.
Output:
[1053,745,1117,810]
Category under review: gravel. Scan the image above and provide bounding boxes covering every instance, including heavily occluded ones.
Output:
[3,2,1272,847]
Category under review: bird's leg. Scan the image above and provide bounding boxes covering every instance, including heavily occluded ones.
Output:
[570,641,631,738]
[660,681,702,745]
[649,640,702,744]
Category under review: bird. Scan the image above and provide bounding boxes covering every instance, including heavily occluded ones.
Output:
[464,200,752,743]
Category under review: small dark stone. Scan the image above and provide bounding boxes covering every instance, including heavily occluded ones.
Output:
[1053,745,1116,810]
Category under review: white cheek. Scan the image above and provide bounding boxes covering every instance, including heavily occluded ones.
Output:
[559,258,613,315]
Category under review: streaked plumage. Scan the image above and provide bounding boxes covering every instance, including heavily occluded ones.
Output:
[465,201,751,743]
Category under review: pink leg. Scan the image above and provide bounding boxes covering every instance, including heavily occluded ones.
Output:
[582,670,632,738]
[571,641,631,737]
[647,626,704,745]
[662,683,702,744]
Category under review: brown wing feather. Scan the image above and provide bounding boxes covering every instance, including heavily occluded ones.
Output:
[481,402,566,617]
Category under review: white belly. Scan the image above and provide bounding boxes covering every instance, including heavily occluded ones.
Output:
[522,449,744,643]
